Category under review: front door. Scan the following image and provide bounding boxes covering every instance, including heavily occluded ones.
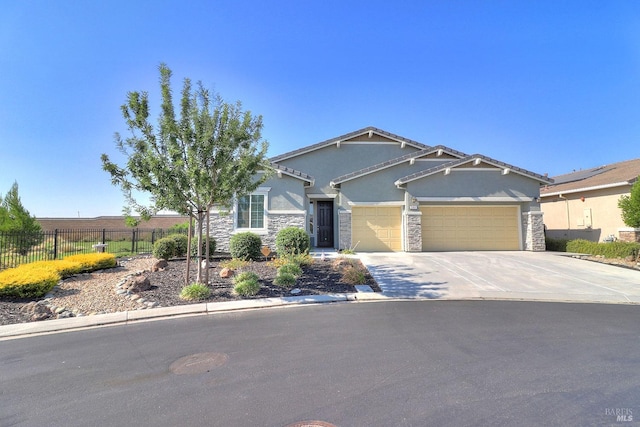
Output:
[316,201,334,248]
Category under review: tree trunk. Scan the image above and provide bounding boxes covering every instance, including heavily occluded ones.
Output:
[185,214,193,286]
[195,210,205,284]
[204,207,211,285]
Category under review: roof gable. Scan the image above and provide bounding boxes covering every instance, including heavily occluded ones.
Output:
[270,163,314,185]
[395,154,553,186]
[330,145,467,186]
[270,126,430,163]
[540,158,640,196]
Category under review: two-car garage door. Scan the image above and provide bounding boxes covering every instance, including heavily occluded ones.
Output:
[421,206,520,251]
[352,205,521,251]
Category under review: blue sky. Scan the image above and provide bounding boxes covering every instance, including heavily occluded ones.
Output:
[1,0,639,217]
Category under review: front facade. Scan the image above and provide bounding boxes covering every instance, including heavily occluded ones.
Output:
[210,127,552,252]
[540,158,640,242]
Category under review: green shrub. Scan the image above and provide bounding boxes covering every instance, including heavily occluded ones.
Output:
[168,234,189,257]
[275,227,310,257]
[278,263,302,278]
[152,237,176,260]
[233,271,259,284]
[229,232,262,260]
[179,283,211,301]
[64,253,117,272]
[0,264,59,298]
[234,278,261,296]
[566,239,640,259]
[191,236,217,258]
[288,253,314,266]
[168,221,190,234]
[545,237,569,252]
[220,258,250,270]
[274,272,297,288]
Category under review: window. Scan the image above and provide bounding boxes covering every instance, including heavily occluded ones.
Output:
[237,194,265,229]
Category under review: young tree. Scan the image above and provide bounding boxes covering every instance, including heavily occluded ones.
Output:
[102,63,270,284]
[0,182,43,255]
[618,177,640,228]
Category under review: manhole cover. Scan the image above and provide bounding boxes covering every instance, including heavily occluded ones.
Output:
[169,352,228,375]
[285,422,337,427]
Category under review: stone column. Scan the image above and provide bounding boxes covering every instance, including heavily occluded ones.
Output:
[522,211,545,251]
[405,210,422,252]
[618,228,640,243]
[207,211,234,252]
[338,210,351,250]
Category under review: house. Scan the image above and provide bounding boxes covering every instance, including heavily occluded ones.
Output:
[209,127,552,252]
[540,158,640,243]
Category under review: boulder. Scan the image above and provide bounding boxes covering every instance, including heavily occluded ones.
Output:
[123,275,152,293]
[219,268,234,278]
[152,259,169,272]
[20,302,53,322]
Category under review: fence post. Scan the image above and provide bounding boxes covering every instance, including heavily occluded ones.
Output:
[102,229,106,245]
[132,229,136,254]
[54,229,59,260]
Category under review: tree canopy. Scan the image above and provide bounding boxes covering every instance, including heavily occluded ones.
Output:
[618,176,640,228]
[102,63,271,283]
[0,182,43,255]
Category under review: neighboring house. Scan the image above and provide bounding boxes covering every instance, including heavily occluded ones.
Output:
[209,126,552,252]
[540,158,640,243]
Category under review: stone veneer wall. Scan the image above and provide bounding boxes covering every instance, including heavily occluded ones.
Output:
[522,211,546,251]
[618,229,640,243]
[207,211,306,252]
[405,211,422,252]
[338,210,351,250]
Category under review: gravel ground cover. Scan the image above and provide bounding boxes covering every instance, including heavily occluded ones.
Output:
[0,255,379,326]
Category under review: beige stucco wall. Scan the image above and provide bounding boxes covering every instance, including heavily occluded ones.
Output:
[541,186,630,241]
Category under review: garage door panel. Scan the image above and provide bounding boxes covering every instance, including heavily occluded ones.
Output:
[421,206,520,251]
[352,206,402,252]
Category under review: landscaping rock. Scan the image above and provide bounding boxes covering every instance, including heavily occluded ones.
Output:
[20,302,53,322]
[152,259,169,272]
[219,268,234,278]
[122,275,152,293]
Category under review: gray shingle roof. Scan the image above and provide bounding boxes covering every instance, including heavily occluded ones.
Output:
[271,162,314,184]
[270,126,430,163]
[540,158,640,195]
[394,154,553,186]
[330,145,467,186]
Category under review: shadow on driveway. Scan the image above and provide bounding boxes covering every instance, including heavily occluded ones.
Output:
[362,262,448,299]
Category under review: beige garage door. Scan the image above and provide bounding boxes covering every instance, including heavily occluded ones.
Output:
[352,206,402,252]
[421,206,520,251]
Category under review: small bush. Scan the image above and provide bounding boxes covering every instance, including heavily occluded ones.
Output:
[341,266,367,285]
[275,227,310,257]
[267,257,290,268]
[168,221,190,234]
[234,278,261,296]
[274,272,297,288]
[64,253,117,272]
[179,283,211,301]
[229,232,262,261]
[220,258,250,270]
[288,253,314,266]
[168,234,189,257]
[0,264,60,298]
[233,271,259,284]
[278,263,302,278]
[566,239,640,259]
[191,236,217,258]
[153,237,177,260]
[29,260,83,278]
[545,237,569,252]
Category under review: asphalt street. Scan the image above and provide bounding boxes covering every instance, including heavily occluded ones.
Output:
[2,300,640,427]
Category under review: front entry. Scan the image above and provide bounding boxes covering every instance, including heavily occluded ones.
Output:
[316,201,334,248]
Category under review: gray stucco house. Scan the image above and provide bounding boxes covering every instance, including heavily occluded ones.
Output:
[209,126,552,252]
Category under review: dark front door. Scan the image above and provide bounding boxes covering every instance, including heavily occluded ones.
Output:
[316,201,334,248]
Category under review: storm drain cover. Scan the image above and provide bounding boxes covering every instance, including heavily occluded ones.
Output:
[169,352,228,375]
[285,422,337,427]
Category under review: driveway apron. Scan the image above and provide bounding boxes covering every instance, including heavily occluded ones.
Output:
[358,251,640,304]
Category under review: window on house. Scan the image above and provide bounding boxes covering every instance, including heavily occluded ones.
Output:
[237,194,265,229]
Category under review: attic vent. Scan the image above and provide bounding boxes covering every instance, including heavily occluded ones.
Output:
[437,149,443,157]
[368,130,373,138]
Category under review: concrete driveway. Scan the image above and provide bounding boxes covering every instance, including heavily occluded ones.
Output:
[358,251,640,304]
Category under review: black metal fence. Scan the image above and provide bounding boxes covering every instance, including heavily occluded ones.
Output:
[0,228,188,270]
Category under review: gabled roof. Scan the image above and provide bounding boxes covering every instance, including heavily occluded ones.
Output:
[394,154,554,186]
[270,126,430,163]
[330,145,466,186]
[540,158,640,197]
[271,162,314,184]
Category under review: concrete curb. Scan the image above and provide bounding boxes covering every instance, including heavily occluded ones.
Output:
[0,293,362,340]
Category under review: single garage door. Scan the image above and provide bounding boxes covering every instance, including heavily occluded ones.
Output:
[421,205,520,251]
[352,206,402,252]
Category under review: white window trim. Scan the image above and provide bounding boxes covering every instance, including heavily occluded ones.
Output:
[233,188,270,233]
